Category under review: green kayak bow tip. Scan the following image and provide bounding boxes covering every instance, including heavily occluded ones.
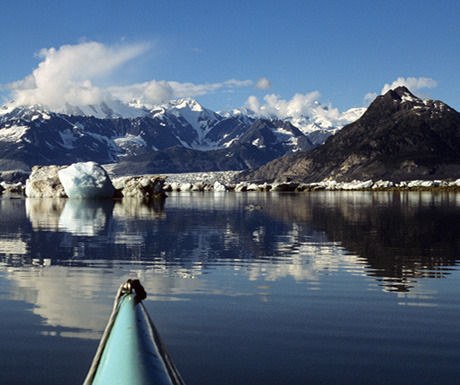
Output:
[83,279,185,385]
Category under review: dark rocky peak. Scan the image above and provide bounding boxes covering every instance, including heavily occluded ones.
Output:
[388,86,414,99]
[367,86,418,111]
[280,120,305,136]
[239,119,276,142]
[368,86,453,116]
[353,86,458,129]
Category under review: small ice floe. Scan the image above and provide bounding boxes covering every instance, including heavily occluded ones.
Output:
[341,180,373,190]
[234,182,248,192]
[179,182,193,191]
[448,179,460,187]
[372,180,395,189]
[213,181,229,192]
[247,183,263,191]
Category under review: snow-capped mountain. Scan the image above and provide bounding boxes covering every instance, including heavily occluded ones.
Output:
[220,103,365,146]
[0,97,364,173]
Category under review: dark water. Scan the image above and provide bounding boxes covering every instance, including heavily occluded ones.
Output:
[0,191,460,384]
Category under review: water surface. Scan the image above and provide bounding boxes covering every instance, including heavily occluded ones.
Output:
[0,191,459,384]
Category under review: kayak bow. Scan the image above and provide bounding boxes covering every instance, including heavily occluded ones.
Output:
[83,280,185,385]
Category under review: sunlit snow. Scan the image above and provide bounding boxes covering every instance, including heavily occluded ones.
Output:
[0,125,28,142]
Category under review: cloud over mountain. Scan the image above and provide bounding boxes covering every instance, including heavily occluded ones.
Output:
[5,41,254,111]
[381,77,437,95]
[6,41,150,110]
[2,40,440,126]
[364,77,438,104]
[244,91,345,123]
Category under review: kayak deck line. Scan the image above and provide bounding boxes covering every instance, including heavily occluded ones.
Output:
[83,279,185,385]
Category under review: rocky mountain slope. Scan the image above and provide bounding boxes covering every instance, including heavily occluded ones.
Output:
[240,87,460,183]
[0,98,361,173]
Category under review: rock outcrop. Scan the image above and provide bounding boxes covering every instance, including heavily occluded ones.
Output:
[112,175,166,198]
[25,165,67,198]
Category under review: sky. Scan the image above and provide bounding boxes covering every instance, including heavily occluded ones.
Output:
[1,0,460,116]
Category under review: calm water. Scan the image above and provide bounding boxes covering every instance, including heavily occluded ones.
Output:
[0,191,460,384]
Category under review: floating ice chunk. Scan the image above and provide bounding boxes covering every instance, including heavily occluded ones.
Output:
[407,180,422,188]
[179,183,192,191]
[213,181,228,191]
[235,182,248,192]
[372,180,394,189]
[449,179,460,187]
[58,162,115,199]
[247,183,261,191]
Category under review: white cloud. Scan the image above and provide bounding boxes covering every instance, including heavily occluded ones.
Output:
[245,95,262,113]
[5,41,254,112]
[254,77,271,90]
[244,91,342,121]
[110,79,253,106]
[169,79,252,98]
[381,77,438,95]
[364,92,378,104]
[7,41,150,111]
[109,80,174,105]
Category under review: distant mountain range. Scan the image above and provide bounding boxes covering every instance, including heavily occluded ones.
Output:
[0,97,363,174]
[4,88,460,183]
[240,87,460,183]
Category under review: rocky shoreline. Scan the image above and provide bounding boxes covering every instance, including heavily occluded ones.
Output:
[163,172,460,192]
[2,166,460,198]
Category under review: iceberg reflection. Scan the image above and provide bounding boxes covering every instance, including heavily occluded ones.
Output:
[58,199,114,236]
[26,197,165,236]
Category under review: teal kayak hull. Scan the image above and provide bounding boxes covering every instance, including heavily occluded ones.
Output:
[84,283,185,385]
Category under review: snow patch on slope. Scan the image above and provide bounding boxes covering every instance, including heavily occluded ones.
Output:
[0,125,29,142]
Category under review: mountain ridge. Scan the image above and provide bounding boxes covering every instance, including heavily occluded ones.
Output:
[0,97,362,173]
[239,87,460,183]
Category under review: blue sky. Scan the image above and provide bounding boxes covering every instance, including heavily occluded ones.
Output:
[1,0,459,114]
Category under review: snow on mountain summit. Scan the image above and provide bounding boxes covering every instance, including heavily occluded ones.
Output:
[61,99,147,119]
[1,93,364,138]
[166,99,219,126]
[1,97,147,120]
[220,102,365,145]
[0,94,367,165]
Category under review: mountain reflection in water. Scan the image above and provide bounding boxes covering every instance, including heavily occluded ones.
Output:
[0,191,459,293]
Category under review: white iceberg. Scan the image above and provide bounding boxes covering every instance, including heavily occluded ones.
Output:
[58,162,115,199]
[213,181,228,192]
